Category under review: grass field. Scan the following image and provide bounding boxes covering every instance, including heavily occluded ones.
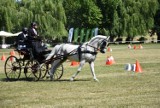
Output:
[0,44,160,108]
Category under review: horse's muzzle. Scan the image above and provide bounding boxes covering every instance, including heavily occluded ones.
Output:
[100,49,106,53]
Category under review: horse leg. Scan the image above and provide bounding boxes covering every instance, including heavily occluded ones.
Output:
[48,64,55,81]
[89,62,99,82]
[49,59,62,80]
[70,60,85,81]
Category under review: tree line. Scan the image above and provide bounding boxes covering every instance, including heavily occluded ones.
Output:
[0,0,160,42]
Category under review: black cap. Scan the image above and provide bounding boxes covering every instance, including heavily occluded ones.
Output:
[22,27,28,34]
[31,22,37,27]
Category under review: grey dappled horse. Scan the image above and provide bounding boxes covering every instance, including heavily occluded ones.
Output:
[46,35,110,81]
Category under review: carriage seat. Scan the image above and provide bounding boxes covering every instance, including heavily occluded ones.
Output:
[34,49,51,63]
[40,49,51,55]
[15,42,29,55]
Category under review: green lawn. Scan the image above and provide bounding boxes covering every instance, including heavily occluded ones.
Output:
[0,44,160,108]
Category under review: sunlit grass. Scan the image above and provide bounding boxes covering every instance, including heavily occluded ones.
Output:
[0,44,160,107]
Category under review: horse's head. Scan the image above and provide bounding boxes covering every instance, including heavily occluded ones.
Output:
[99,36,110,53]
[88,35,110,53]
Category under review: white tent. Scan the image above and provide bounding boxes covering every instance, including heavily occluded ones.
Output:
[0,31,21,48]
[0,31,21,37]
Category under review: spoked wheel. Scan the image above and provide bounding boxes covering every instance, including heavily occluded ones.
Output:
[4,56,21,81]
[40,63,64,80]
[24,60,41,81]
[40,63,48,79]
[53,64,64,80]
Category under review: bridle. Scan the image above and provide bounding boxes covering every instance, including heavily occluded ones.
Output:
[85,38,109,52]
[50,37,109,62]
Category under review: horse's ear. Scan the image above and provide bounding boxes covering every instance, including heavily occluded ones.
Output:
[107,36,110,41]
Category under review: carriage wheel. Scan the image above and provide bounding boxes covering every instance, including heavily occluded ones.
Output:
[4,56,21,81]
[53,64,64,80]
[40,63,48,79]
[40,63,64,80]
[24,60,41,81]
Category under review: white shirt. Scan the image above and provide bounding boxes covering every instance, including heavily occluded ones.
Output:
[33,28,38,35]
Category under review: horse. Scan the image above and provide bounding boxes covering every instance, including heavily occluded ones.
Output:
[45,35,110,81]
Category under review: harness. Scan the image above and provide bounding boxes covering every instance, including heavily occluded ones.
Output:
[77,44,98,61]
[77,38,108,61]
[47,38,107,62]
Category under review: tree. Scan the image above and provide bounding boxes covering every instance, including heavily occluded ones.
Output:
[63,0,102,28]
[0,0,159,43]
[96,0,158,42]
[152,0,160,42]
[0,0,18,32]
[19,0,67,40]
[96,0,125,41]
[0,0,67,41]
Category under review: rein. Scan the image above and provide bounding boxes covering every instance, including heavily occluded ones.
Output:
[77,38,108,61]
[86,38,108,51]
[86,43,100,51]
[45,37,108,63]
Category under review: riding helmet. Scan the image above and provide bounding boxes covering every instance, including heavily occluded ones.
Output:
[31,22,37,27]
[22,27,28,34]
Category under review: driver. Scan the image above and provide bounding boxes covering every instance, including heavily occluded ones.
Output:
[27,22,47,59]
[28,22,39,40]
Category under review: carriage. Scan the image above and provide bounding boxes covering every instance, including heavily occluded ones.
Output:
[4,35,110,82]
[4,40,64,81]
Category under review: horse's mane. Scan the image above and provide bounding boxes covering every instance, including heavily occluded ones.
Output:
[60,35,107,46]
[88,35,107,43]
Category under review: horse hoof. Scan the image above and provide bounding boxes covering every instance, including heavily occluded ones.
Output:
[94,79,99,82]
[70,77,74,81]
[46,75,50,79]
[48,75,53,81]
[50,78,53,81]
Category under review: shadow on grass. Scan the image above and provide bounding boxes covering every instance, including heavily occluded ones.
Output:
[55,79,90,82]
[0,77,91,82]
[38,78,91,82]
[0,77,40,82]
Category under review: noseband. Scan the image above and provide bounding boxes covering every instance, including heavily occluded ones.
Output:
[87,38,108,51]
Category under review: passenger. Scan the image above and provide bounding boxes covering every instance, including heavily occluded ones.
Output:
[16,27,28,50]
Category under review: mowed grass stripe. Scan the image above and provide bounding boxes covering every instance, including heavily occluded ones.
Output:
[0,44,160,108]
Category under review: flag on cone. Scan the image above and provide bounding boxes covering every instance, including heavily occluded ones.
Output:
[110,56,115,64]
[10,50,15,56]
[132,64,136,71]
[10,56,15,61]
[139,44,143,49]
[70,61,79,66]
[107,47,112,52]
[135,60,142,73]
[106,56,115,65]
[128,44,132,49]
[1,54,6,61]
[133,45,136,50]
[125,63,132,71]
[125,63,136,71]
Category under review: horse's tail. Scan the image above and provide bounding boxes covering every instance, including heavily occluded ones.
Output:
[46,47,56,60]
